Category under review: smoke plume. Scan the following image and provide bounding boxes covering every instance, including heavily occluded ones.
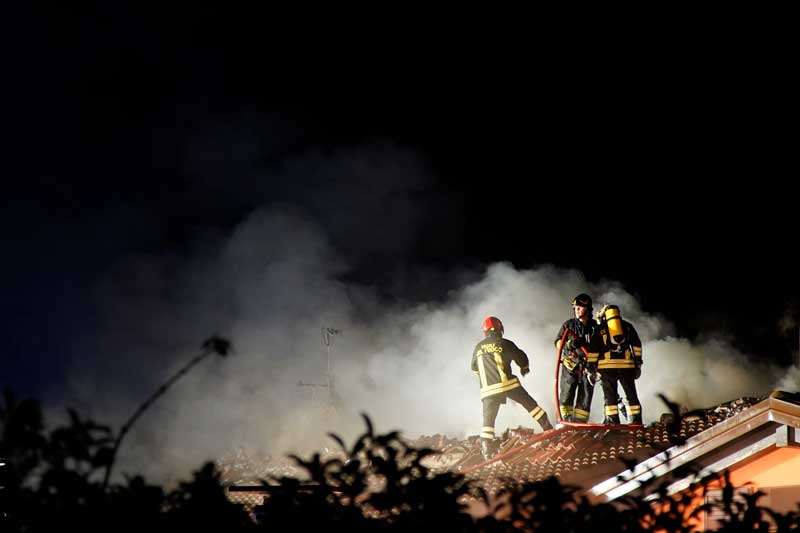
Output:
[45,142,788,484]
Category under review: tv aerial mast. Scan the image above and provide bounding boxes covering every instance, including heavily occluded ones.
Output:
[297,326,341,411]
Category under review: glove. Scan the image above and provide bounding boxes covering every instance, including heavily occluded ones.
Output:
[520,367,530,377]
[568,337,585,350]
[634,366,642,380]
[587,371,600,386]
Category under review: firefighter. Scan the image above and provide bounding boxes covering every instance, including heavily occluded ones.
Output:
[471,316,552,460]
[554,293,601,423]
[595,304,643,424]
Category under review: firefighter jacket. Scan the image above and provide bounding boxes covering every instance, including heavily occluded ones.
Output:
[471,334,529,400]
[554,318,600,373]
[597,319,642,370]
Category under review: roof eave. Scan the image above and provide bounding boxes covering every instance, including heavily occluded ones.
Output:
[589,395,800,502]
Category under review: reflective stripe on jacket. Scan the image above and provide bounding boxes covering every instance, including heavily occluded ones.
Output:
[471,335,529,399]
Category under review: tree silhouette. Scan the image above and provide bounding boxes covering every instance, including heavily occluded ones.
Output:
[102,335,232,489]
[3,377,800,531]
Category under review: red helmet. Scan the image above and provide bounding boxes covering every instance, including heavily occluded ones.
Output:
[483,316,504,336]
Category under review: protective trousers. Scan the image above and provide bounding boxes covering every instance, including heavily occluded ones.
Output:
[558,365,594,422]
[481,387,550,458]
[599,368,641,424]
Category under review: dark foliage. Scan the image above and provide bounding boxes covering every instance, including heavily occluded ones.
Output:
[2,388,799,532]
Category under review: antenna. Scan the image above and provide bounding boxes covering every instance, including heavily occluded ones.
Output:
[322,326,340,398]
[297,326,341,412]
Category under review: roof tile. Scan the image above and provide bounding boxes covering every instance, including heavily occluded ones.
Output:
[453,396,763,494]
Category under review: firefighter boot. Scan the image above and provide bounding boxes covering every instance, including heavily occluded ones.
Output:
[480,438,495,461]
[630,413,643,425]
[539,415,553,432]
[603,414,621,425]
[618,402,628,423]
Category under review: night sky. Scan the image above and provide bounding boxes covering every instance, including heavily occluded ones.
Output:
[4,5,798,472]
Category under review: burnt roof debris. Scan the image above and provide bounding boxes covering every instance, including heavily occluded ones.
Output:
[224,396,775,509]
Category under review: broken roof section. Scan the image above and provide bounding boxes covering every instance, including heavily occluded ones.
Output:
[225,391,800,512]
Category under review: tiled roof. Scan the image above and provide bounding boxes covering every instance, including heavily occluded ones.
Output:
[449,396,763,495]
[224,397,764,509]
[590,391,800,501]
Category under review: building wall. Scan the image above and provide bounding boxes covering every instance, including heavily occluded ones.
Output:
[727,446,800,488]
[699,446,800,529]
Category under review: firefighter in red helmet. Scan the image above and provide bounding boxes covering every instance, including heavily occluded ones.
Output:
[471,316,552,461]
[554,294,601,422]
[595,304,643,424]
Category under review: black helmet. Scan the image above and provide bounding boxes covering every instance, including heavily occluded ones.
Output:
[571,293,593,309]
